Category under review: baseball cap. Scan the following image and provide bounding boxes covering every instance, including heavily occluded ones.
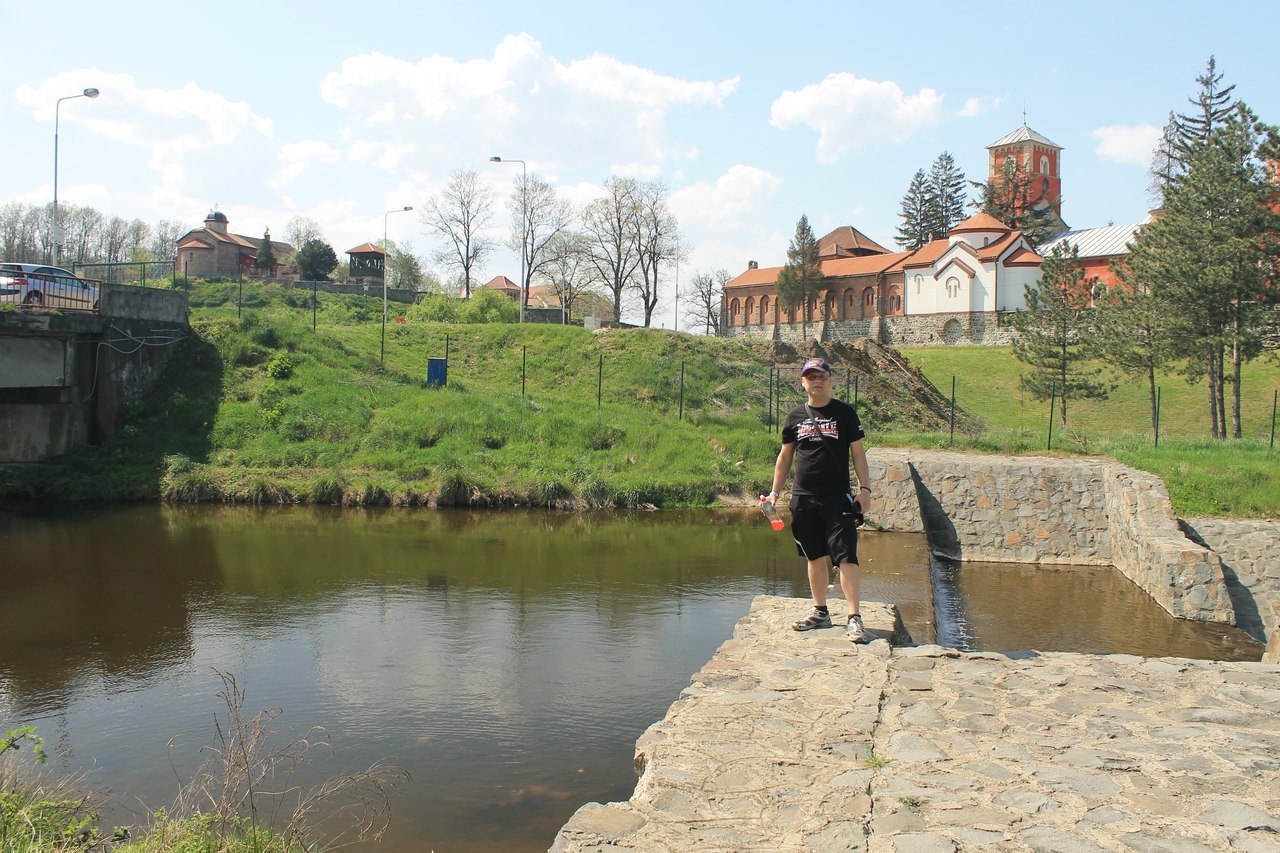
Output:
[801,358,832,375]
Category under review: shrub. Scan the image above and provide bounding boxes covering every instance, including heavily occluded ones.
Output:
[405,293,460,323]
[460,289,518,324]
[267,354,295,380]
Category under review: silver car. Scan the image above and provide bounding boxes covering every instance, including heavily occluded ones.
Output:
[0,263,101,311]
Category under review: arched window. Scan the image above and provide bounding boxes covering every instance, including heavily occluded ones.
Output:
[946,276,960,299]
[1040,155,1050,175]
[760,295,771,322]
[825,293,836,320]
[744,296,755,324]
[887,286,902,315]
[913,274,922,295]
[730,298,741,323]
[844,289,855,315]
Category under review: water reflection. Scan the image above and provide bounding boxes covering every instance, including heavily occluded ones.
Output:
[0,505,1261,852]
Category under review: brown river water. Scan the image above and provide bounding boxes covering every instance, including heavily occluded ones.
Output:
[0,505,1261,851]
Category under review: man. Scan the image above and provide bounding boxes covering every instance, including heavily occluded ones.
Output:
[763,357,874,642]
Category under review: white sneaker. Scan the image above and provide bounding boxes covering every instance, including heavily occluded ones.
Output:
[845,614,867,643]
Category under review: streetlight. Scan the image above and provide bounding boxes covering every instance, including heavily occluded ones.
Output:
[53,87,100,267]
[382,205,413,363]
[489,156,526,323]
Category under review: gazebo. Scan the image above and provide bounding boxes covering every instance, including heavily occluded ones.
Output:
[347,243,386,287]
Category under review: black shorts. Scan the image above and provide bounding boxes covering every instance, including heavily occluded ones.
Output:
[790,492,860,567]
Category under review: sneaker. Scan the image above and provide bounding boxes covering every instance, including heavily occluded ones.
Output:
[845,614,867,643]
[792,608,832,631]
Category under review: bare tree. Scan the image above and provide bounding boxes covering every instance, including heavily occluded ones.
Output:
[426,169,494,298]
[581,177,642,323]
[630,180,681,327]
[507,172,573,309]
[684,269,730,335]
[284,216,325,250]
[538,230,597,322]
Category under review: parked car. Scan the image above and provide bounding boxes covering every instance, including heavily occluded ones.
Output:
[0,263,101,311]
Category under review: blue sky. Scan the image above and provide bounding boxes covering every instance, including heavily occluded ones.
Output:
[4,0,1277,327]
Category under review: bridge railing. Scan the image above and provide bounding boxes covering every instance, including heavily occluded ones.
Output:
[0,270,103,313]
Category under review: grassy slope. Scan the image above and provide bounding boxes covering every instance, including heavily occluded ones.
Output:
[3,282,1277,517]
[899,345,1280,518]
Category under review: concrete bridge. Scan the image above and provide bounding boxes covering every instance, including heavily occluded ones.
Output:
[0,283,188,462]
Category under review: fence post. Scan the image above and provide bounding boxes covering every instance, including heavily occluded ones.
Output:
[238,275,242,320]
[1270,388,1277,451]
[768,366,775,431]
[597,352,603,408]
[445,334,450,387]
[312,280,317,331]
[950,375,956,447]
[854,374,859,411]
[522,345,527,399]
[1047,381,1057,451]
[679,360,685,420]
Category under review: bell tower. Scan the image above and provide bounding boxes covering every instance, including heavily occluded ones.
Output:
[986,123,1063,224]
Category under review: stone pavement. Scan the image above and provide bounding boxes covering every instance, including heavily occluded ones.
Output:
[551,595,1280,852]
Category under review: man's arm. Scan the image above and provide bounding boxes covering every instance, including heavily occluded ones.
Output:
[850,439,873,512]
[767,442,796,500]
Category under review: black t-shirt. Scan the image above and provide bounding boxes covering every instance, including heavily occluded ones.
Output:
[781,398,865,497]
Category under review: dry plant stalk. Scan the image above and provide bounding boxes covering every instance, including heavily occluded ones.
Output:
[164,670,409,850]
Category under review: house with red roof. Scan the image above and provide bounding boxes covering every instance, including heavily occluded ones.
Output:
[175,210,294,280]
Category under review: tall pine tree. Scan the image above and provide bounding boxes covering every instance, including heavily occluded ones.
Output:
[1011,243,1109,429]
[1125,105,1280,438]
[894,169,931,250]
[927,152,967,238]
[1150,56,1239,203]
[775,214,824,340]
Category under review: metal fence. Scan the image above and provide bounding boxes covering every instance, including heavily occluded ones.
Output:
[75,260,176,286]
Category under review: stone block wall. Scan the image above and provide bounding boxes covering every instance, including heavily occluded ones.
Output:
[1101,465,1236,624]
[1180,519,1280,662]
[860,449,1240,628]
[721,313,1016,346]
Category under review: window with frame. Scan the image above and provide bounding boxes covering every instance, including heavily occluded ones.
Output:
[946,276,960,298]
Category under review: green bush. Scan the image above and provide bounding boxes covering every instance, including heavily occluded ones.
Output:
[405,293,460,323]
[460,289,519,324]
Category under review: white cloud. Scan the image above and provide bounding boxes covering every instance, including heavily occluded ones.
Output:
[1093,124,1161,166]
[670,165,783,229]
[770,73,946,164]
[319,34,738,172]
[960,96,1004,117]
[273,140,342,187]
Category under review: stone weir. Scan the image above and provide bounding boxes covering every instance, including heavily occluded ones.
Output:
[551,596,1280,852]
[866,449,1277,656]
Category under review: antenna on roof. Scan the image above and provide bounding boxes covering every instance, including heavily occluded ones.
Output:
[1022,104,1027,127]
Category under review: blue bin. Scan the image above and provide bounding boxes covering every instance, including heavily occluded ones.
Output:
[426,358,448,387]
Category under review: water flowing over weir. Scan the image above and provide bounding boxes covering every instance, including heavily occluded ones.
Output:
[927,552,975,650]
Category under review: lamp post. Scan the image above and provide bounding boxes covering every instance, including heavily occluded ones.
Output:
[382,205,413,364]
[489,156,526,323]
[53,87,100,267]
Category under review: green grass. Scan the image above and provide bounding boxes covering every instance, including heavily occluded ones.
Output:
[3,281,1277,517]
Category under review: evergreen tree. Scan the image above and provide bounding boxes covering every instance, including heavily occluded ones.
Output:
[774,214,824,339]
[894,169,931,250]
[1011,243,1109,428]
[255,228,277,277]
[1094,276,1174,436]
[972,157,1061,247]
[927,152,967,237]
[1151,57,1240,202]
[1125,106,1280,438]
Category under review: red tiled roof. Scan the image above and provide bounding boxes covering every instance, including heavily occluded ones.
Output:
[950,212,1011,233]
[976,231,1021,261]
[939,258,976,280]
[1004,247,1044,266]
[347,243,385,255]
[896,238,951,271]
[817,226,891,258]
[724,252,906,289]
[177,238,211,250]
[483,275,519,292]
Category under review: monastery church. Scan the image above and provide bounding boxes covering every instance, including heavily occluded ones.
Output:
[721,123,1138,346]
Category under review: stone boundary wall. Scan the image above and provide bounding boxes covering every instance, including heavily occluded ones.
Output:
[862,449,1238,627]
[1181,519,1280,662]
[721,313,1015,346]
